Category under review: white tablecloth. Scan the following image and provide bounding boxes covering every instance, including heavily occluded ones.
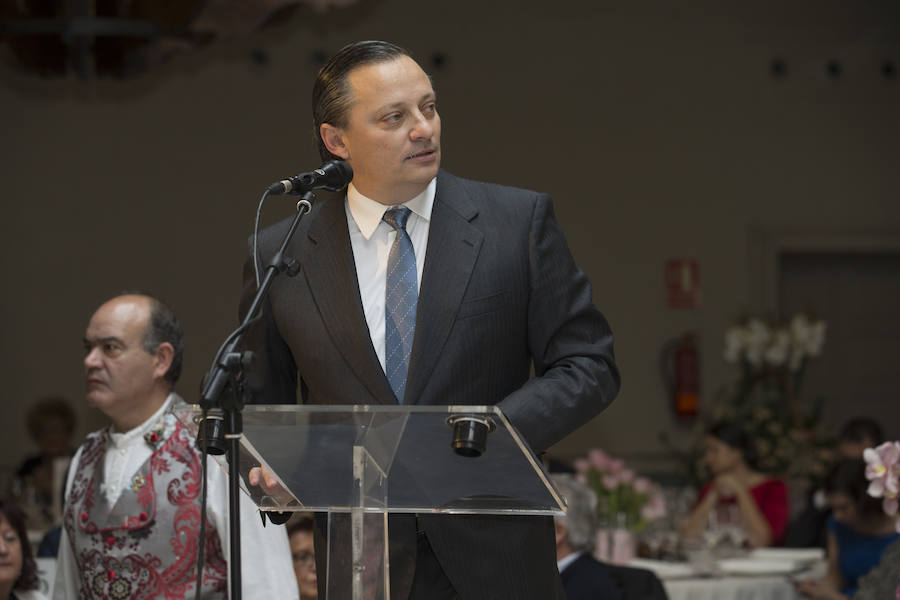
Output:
[662,574,801,600]
[628,551,826,600]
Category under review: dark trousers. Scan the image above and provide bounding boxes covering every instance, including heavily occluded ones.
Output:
[408,531,460,600]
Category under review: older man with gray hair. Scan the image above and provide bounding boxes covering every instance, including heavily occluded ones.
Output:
[552,473,622,599]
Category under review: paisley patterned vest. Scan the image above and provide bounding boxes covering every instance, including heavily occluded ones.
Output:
[63,408,228,599]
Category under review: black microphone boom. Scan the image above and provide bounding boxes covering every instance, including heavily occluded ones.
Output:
[267,160,353,195]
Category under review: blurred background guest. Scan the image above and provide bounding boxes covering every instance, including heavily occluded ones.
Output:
[551,474,622,600]
[680,422,788,547]
[10,398,76,532]
[0,498,46,600]
[287,513,317,600]
[552,474,669,599]
[786,416,885,548]
[835,418,884,460]
[794,459,899,600]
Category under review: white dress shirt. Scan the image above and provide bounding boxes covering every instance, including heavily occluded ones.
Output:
[101,395,171,507]
[345,178,435,372]
[14,589,49,600]
[54,394,298,599]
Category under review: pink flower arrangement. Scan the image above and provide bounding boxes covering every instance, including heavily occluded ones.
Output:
[863,441,900,600]
[863,441,900,533]
[574,448,667,532]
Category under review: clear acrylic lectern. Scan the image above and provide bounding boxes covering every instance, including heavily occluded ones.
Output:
[176,405,565,600]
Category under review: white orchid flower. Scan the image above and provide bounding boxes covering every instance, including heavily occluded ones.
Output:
[764,329,790,366]
[743,319,770,367]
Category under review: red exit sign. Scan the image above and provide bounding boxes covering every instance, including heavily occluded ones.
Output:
[665,258,701,309]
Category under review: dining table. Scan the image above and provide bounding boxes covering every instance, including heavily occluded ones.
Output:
[629,548,827,600]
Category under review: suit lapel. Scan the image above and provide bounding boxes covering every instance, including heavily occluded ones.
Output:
[405,174,483,404]
[302,197,397,405]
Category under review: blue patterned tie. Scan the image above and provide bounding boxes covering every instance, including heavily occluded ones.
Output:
[383,207,417,403]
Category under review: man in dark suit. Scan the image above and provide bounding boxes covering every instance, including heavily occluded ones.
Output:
[554,474,669,600]
[243,40,620,600]
[553,474,622,600]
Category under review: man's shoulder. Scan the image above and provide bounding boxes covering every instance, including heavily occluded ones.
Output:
[69,427,108,472]
[438,169,546,203]
[567,553,608,575]
[436,170,551,227]
[562,554,620,598]
[252,188,344,252]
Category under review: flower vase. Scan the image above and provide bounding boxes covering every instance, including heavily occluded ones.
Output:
[610,512,635,565]
[594,527,611,562]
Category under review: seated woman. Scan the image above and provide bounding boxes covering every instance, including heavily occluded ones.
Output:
[12,397,76,531]
[679,422,789,547]
[287,513,318,600]
[0,498,46,600]
[795,459,900,600]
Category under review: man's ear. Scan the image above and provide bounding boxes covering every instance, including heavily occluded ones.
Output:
[153,342,175,381]
[320,124,350,160]
[554,519,568,547]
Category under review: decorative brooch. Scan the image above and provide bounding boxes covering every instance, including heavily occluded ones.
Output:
[143,413,176,448]
[131,473,146,493]
[143,422,165,447]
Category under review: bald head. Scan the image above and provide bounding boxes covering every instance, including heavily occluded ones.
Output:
[93,294,153,330]
[82,294,182,432]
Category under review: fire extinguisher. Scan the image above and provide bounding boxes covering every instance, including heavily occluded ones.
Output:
[661,332,700,417]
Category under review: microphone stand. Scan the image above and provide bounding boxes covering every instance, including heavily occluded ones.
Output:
[197,191,314,600]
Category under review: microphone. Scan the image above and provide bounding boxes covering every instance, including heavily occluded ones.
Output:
[267,160,353,195]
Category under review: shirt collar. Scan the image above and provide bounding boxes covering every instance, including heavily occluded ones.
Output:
[557,550,583,574]
[108,393,175,448]
[346,177,436,240]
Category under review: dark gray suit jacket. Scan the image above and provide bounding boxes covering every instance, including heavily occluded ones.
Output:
[560,554,622,600]
[241,170,620,599]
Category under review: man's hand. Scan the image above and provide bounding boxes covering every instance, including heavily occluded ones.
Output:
[248,465,289,497]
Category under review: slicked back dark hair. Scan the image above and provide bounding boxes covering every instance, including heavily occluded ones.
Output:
[312,40,411,161]
[0,499,39,591]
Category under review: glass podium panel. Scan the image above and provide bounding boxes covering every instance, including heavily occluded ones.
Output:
[176,404,565,515]
[176,404,564,600]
